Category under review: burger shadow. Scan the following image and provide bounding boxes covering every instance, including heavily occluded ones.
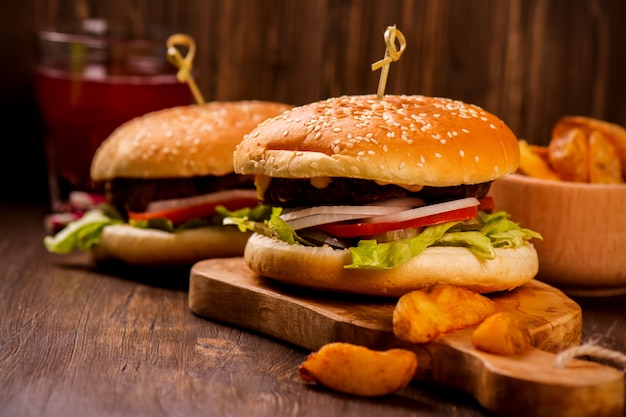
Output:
[95,260,192,291]
[50,252,191,291]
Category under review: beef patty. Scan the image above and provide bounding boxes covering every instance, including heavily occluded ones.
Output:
[103,173,255,215]
[261,177,492,208]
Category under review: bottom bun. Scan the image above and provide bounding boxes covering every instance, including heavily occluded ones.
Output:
[244,234,539,297]
[91,224,251,266]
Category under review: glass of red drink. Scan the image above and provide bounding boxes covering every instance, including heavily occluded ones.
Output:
[35,19,192,212]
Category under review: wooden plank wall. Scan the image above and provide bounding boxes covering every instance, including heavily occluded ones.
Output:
[1,0,625,202]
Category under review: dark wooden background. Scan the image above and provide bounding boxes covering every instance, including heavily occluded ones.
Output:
[2,0,625,205]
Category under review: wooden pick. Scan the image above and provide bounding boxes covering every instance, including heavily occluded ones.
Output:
[166,33,205,105]
[371,25,406,100]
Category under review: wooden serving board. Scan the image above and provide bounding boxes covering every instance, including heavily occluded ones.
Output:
[189,257,624,417]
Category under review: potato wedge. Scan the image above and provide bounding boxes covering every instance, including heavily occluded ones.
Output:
[393,284,500,344]
[298,342,417,397]
[517,140,560,180]
[589,130,623,184]
[549,127,590,182]
[554,115,626,180]
[471,311,532,356]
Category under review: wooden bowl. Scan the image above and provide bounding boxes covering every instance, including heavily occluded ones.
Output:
[489,174,626,296]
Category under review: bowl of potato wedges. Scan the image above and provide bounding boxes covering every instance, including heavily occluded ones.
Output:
[489,116,626,296]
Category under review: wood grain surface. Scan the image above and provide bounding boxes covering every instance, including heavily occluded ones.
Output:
[2,202,626,417]
[189,257,624,417]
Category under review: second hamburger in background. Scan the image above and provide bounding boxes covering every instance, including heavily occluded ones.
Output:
[45,100,292,266]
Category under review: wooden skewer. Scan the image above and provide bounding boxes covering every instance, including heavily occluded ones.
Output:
[371,25,406,100]
[166,33,205,105]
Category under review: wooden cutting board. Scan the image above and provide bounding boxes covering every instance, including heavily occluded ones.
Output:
[188,257,624,417]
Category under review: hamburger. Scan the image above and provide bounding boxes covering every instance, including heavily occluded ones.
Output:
[227,94,541,296]
[44,100,292,266]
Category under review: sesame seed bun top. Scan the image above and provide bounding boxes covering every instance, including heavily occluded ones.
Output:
[91,101,292,181]
[233,95,519,187]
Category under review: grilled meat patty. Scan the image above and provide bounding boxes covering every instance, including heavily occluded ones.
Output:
[261,177,492,208]
[104,173,255,215]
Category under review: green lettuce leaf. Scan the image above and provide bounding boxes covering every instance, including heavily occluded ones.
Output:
[43,209,122,254]
[45,203,273,255]
[346,211,541,269]
[223,207,317,245]
[347,222,458,269]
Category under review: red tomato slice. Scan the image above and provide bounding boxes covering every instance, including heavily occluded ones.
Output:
[128,197,259,225]
[317,205,478,238]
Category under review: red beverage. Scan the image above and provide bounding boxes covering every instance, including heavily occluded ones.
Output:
[35,20,192,211]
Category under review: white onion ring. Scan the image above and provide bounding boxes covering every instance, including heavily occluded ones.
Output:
[363,197,480,224]
[286,213,384,230]
[280,205,404,222]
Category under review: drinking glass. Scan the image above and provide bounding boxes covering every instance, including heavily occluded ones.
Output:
[35,18,192,212]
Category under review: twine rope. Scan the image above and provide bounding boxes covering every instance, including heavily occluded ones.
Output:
[553,339,626,371]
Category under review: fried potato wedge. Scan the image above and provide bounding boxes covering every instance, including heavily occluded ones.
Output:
[589,130,623,184]
[518,140,560,180]
[298,342,417,397]
[555,115,626,179]
[549,127,590,182]
[471,311,532,356]
[393,284,500,344]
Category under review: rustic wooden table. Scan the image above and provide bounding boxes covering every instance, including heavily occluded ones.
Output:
[1,201,625,417]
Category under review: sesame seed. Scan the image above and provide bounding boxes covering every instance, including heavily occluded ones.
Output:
[333,127,342,133]
[440,139,446,144]
[459,150,465,157]
[282,130,289,137]
[489,123,496,129]
[435,152,442,158]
